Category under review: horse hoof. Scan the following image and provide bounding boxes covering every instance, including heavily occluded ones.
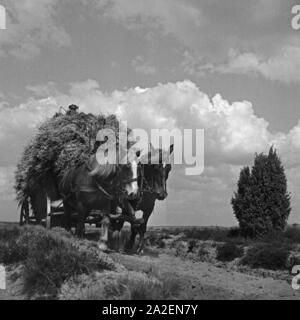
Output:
[137,248,144,255]
[98,242,108,252]
[133,218,145,225]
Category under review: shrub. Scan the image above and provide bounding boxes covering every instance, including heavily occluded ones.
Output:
[232,147,291,237]
[0,239,28,265]
[22,227,113,296]
[198,244,209,260]
[158,239,166,249]
[0,226,21,241]
[183,227,229,242]
[227,227,241,238]
[216,242,244,262]
[0,226,28,264]
[284,226,300,243]
[109,272,180,300]
[241,243,291,270]
[188,240,197,253]
[60,271,181,300]
[0,225,115,297]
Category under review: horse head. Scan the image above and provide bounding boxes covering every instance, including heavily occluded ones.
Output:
[121,148,141,199]
[144,144,174,200]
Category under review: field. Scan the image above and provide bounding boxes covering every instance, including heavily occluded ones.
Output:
[0,223,300,300]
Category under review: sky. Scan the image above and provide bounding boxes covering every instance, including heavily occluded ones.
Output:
[0,0,300,226]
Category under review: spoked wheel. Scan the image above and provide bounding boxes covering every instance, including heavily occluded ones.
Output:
[19,199,29,226]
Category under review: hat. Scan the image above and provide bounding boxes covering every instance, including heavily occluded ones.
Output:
[69,104,79,111]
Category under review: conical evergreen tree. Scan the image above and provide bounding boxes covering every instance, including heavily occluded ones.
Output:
[231,147,291,237]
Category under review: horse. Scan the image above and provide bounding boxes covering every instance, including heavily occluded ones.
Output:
[60,147,141,251]
[111,144,174,254]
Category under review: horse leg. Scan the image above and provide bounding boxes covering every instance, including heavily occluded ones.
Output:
[136,212,150,255]
[63,200,72,232]
[128,226,138,252]
[98,216,110,251]
[116,226,124,252]
[112,230,121,252]
[76,201,86,237]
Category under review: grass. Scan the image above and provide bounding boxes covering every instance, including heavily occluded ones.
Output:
[148,225,300,248]
[0,225,115,298]
[283,226,300,243]
[60,270,182,300]
[240,243,291,270]
[216,242,244,262]
[0,226,28,264]
[147,226,300,270]
[2,224,300,298]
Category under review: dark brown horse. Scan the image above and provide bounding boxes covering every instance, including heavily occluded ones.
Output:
[111,144,174,253]
[60,148,141,251]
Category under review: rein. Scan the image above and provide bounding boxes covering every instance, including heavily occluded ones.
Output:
[138,165,155,194]
[82,162,115,200]
[94,180,114,200]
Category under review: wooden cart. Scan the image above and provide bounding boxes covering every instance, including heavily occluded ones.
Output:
[20,195,106,229]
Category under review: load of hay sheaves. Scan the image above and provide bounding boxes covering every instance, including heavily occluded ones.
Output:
[14,110,122,217]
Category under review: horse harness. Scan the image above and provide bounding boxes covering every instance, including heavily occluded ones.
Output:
[80,162,139,202]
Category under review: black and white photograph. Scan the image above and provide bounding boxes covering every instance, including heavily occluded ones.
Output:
[0,0,300,304]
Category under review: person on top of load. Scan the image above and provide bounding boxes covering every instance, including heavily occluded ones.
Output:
[67,104,79,115]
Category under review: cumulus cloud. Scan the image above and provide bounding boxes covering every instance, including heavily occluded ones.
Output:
[0,79,277,164]
[0,0,71,59]
[2,79,300,224]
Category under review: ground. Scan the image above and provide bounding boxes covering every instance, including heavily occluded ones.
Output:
[0,224,300,300]
[110,252,299,300]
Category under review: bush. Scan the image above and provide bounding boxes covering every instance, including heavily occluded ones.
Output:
[108,272,180,300]
[60,271,181,300]
[158,239,166,249]
[188,240,197,253]
[22,227,113,296]
[0,240,28,265]
[183,227,229,242]
[227,227,241,238]
[0,226,115,297]
[216,242,244,262]
[198,244,209,260]
[241,243,291,270]
[0,226,28,264]
[0,226,21,241]
[284,226,300,243]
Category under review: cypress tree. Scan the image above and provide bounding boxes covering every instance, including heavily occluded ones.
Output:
[231,147,291,237]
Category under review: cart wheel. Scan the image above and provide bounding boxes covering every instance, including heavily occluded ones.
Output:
[19,208,24,226]
[20,200,29,226]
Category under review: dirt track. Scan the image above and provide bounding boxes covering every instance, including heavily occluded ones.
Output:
[1,250,300,300]
[111,252,300,300]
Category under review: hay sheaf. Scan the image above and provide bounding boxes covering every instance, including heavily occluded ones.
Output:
[14,109,121,204]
